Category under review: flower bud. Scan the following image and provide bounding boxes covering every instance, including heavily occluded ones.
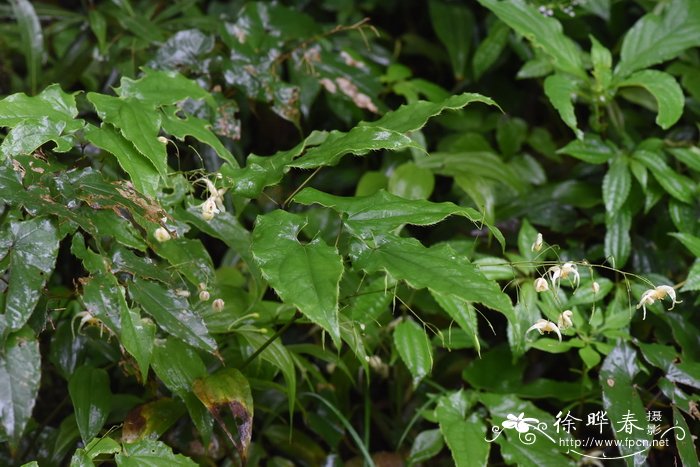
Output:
[534,277,549,292]
[212,298,225,312]
[531,232,543,252]
[558,310,573,329]
[157,136,169,144]
[592,281,600,294]
[154,227,171,242]
[199,290,210,301]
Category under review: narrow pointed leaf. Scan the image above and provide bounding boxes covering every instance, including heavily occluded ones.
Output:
[120,308,156,382]
[393,318,433,386]
[602,156,631,214]
[618,70,684,129]
[544,74,583,139]
[68,367,112,443]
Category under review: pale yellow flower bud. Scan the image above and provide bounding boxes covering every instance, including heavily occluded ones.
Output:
[534,277,549,292]
[531,232,543,252]
[592,281,600,294]
[154,227,171,242]
[199,290,210,301]
[212,298,225,312]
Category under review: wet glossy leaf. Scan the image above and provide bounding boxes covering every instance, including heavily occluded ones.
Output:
[129,278,217,353]
[634,150,695,203]
[251,210,343,346]
[116,69,214,108]
[2,218,60,338]
[432,292,480,356]
[68,366,112,443]
[616,0,700,78]
[151,337,207,396]
[599,341,651,464]
[429,1,474,79]
[0,327,41,451]
[618,70,684,129]
[193,368,254,463]
[558,134,617,164]
[388,162,434,200]
[152,237,215,286]
[122,398,186,443]
[673,407,700,467]
[394,318,433,386]
[115,439,197,466]
[473,20,509,80]
[161,109,237,167]
[669,232,700,257]
[352,235,514,319]
[435,391,488,467]
[604,207,632,268]
[9,0,43,93]
[544,74,583,139]
[478,0,586,78]
[408,429,444,464]
[120,308,156,382]
[602,155,631,214]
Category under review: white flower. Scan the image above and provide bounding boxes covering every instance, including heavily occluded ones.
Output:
[526,319,562,341]
[199,290,210,302]
[548,262,580,289]
[154,227,171,242]
[502,413,539,433]
[592,281,600,294]
[636,285,681,319]
[198,177,227,221]
[174,289,190,298]
[212,298,225,312]
[558,310,573,330]
[200,197,221,221]
[534,277,549,292]
[531,232,543,252]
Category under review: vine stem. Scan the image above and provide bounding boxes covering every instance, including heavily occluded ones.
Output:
[240,312,302,369]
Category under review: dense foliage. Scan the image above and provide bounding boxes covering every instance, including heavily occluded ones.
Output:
[1,0,699,466]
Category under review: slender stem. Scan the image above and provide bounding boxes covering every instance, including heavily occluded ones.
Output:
[240,312,302,369]
[282,166,322,208]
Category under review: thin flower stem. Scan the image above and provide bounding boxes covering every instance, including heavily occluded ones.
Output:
[240,312,302,369]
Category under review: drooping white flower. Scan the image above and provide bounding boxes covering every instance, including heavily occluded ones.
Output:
[502,412,540,433]
[198,177,227,221]
[558,310,574,330]
[548,262,580,289]
[526,319,562,341]
[531,232,544,252]
[534,277,549,292]
[200,197,221,221]
[636,285,681,319]
[212,298,225,312]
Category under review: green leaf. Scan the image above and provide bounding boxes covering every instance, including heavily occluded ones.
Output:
[193,368,254,463]
[115,439,197,467]
[408,429,444,465]
[122,398,187,443]
[477,0,586,78]
[129,279,217,353]
[543,74,583,139]
[0,327,41,451]
[599,341,652,464]
[602,156,631,214]
[681,261,700,292]
[668,146,700,172]
[83,436,121,459]
[669,232,700,257]
[388,162,435,200]
[2,218,60,338]
[673,407,700,467]
[84,124,160,197]
[615,0,700,78]
[431,292,480,356]
[10,0,44,94]
[120,308,156,383]
[351,235,514,319]
[429,0,474,79]
[590,35,612,91]
[152,237,215,286]
[87,93,167,178]
[633,150,695,203]
[116,69,215,108]
[151,338,207,396]
[88,9,107,55]
[161,108,237,167]
[436,391,489,467]
[473,20,510,80]
[393,318,433,386]
[617,70,685,129]
[604,207,632,269]
[251,210,343,346]
[68,367,112,443]
[293,188,503,248]
[558,134,617,164]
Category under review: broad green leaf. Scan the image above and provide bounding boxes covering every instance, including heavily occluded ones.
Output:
[673,407,700,467]
[558,134,617,164]
[351,235,514,319]
[152,237,215,286]
[681,261,700,292]
[293,187,504,248]
[151,338,207,396]
[616,0,700,78]
[122,398,186,443]
[0,327,41,451]
[388,162,434,200]
[115,439,197,467]
[408,429,444,465]
[604,207,632,269]
[10,0,44,94]
[68,367,112,443]
[2,218,60,338]
[193,368,254,463]
[431,292,480,356]
[129,279,217,353]
[116,69,214,108]
[435,391,489,467]
[161,108,237,167]
[0,84,82,158]
[602,156,631,214]
[669,232,700,257]
[80,275,126,335]
[355,170,388,196]
[291,126,421,169]
[477,0,586,78]
[590,35,612,91]
[429,0,474,79]
[120,308,156,383]
[496,117,527,157]
[84,124,160,197]
[473,20,509,80]
[251,210,343,346]
[83,437,121,459]
[87,93,167,178]
[618,70,684,129]
[668,146,700,172]
[393,318,433,386]
[633,150,695,203]
[599,341,652,465]
[543,74,583,139]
